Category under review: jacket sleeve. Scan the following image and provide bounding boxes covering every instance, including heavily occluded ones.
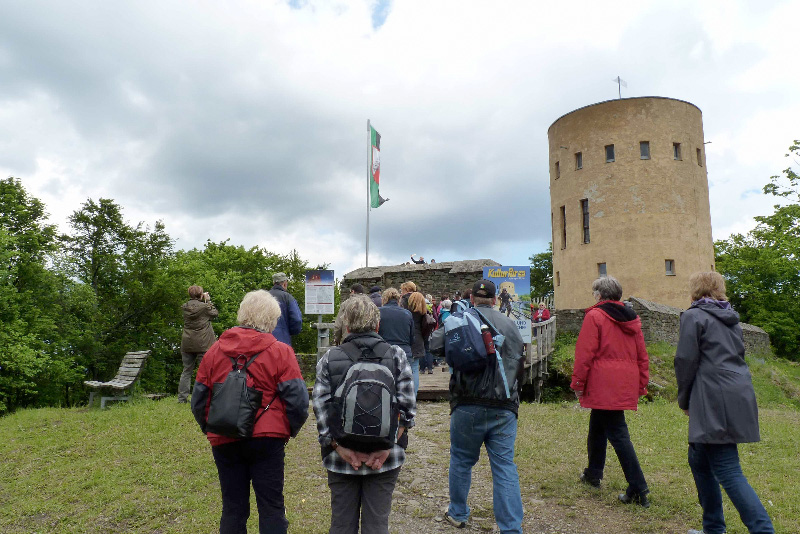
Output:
[287,297,303,336]
[571,312,599,392]
[206,303,219,319]
[190,345,216,432]
[675,312,701,411]
[543,309,551,321]
[277,347,310,437]
[635,329,650,395]
[333,310,344,345]
[312,351,333,445]
[408,314,416,347]
[394,348,416,429]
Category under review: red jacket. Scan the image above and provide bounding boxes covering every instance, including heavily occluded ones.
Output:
[570,301,649,411]
[193,326,309,446]
[531,307,551,322]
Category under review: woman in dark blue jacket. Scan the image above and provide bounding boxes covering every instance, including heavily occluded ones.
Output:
[675,272,773,534]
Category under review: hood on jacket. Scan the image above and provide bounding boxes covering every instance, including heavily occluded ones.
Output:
[215,326,277,357]
[589,301,643,335]
[690,301,741,327]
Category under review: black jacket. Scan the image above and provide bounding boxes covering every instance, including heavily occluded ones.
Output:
[675,301,760,444]
[378,300,415,361]
[431,305,525,415]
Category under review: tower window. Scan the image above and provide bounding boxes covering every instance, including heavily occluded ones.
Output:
[665,259,675,276]
[598,263,607,277]
[555,161,560,179]
[581,199,590,244]
[575,152,583,170]
[556,271,561,287]
[560,205,567,250]
[673,143,682,161]
[697,148,703,166]
[640,141,650,160]
[605,144,615,163]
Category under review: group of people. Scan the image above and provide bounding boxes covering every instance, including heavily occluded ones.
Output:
[179,269,774,534]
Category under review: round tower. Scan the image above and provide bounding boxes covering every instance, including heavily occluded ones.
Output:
[548,97,714,309]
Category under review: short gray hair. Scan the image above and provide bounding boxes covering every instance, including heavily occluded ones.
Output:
[237,290,281,332]
[592,276,623,301]
[342,295,380,333]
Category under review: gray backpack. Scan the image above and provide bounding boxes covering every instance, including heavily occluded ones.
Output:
[330,342,398,452]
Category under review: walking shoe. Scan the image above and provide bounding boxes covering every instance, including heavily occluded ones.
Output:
[443,511,466,528]
[618,492,650,508]
[580,473,601,488]
[687,530,704,534]
[428,369,434,374]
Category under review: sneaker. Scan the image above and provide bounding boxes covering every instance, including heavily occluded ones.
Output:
[687,530,704,534]
[580,473,601,488]
[443,511,466,528]
[618,492,650,509]
[428,369,434,374]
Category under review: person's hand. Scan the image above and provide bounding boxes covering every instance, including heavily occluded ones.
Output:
[574,390,583,399]
[682,409,689,416]
[365,449,391,470]
[335,446,365,470]
[203,292,210,302]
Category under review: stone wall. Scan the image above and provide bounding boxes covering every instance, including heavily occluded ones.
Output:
[341,259,501,301]
[555,296,771,355]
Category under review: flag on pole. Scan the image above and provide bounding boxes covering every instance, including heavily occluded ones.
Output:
[369,124,388,208]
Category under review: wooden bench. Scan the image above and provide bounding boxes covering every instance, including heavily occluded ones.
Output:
[84,350,151,408]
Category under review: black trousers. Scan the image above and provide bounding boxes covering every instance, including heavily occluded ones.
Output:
[212,437,288,534]
[585,409,648,495]
[327,467,401,534]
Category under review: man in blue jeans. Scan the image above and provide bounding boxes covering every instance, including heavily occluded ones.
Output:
[430,279,526,533]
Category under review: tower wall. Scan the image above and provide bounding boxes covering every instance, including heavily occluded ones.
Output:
[548,97,714,309]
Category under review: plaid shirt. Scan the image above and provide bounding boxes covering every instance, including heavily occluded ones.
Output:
[313,341,416,475]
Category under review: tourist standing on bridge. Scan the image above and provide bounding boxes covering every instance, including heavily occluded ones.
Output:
[377,288,415,379]
[571,276,651,508]
[431,279,525,533]
[675,272,774,534]
[532,302,550,323]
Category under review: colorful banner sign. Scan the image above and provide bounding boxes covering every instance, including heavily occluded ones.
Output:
[482,266,532,343]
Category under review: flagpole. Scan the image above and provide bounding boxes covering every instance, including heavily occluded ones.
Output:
[366,119,371,268]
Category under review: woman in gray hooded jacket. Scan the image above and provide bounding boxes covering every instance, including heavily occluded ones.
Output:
[675,272,773,534]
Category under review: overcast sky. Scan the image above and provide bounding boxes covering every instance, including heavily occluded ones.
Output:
[2,0,798,278]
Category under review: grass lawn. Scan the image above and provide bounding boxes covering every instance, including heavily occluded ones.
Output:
[1,340,798,533]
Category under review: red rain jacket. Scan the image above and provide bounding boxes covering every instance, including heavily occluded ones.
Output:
[570,301,649,411]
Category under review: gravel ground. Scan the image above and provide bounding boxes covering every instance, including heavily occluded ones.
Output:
[388,402,648,534]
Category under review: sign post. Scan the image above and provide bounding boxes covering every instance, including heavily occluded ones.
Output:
[305,270,335,358]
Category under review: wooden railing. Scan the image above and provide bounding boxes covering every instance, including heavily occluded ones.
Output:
[525,316,557,402]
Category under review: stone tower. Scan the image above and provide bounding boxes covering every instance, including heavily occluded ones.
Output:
[548,97,714,309]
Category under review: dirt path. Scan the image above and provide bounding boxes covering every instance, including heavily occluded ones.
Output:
[388,402,645,534]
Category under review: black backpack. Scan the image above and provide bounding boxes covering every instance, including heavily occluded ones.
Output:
[329,341,399,453]
[206,352,276,439]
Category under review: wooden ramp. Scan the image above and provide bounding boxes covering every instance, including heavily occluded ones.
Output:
[417,366,451,401]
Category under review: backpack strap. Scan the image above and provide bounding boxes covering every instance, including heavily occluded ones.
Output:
[473,309,511,399]
[340,340,392,363]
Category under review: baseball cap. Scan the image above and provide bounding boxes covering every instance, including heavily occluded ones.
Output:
[472,279,496,298]
[273,272,288,283]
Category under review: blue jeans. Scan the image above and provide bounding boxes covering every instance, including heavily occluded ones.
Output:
[688,443,774,534]
[410,357,420,395]
[448,405,523,534]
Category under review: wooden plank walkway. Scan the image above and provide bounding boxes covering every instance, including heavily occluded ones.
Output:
[417,365,451,400]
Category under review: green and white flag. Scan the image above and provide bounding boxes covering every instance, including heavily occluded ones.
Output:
[369,124,388,208]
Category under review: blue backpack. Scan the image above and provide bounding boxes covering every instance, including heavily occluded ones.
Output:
[442,309,511,397]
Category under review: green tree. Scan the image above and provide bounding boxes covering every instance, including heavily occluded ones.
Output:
[0,178,80,413]
[716,140,800,361]
[529,243,553,299]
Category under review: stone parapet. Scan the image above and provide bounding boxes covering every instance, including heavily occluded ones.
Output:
[554,296,771,355]
[341,259,501,301]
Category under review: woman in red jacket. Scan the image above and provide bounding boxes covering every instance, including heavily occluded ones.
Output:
[570,276,650,508]
[191,290,309,534]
